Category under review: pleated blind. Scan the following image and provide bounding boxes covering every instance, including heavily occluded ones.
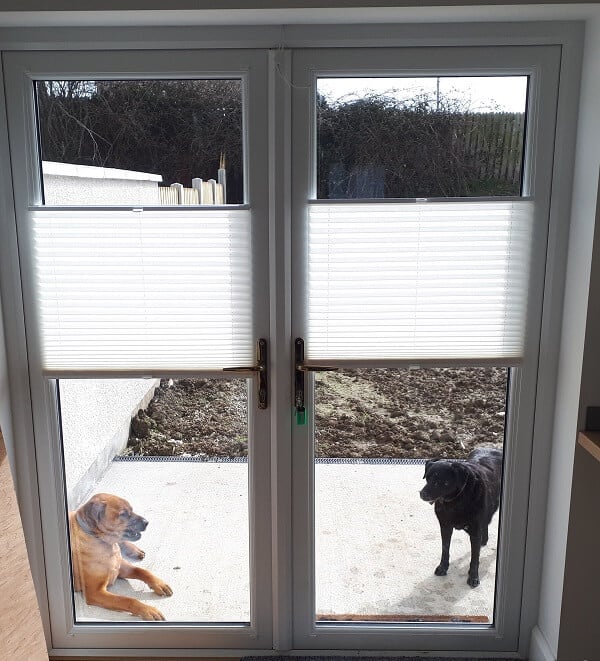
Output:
[306,200,533,363]
[31,208,253,374]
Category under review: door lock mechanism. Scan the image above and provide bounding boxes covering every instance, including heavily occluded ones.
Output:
[294,337,337,423]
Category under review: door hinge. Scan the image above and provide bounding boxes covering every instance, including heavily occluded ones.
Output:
[294,337,337,422]
[223,338,268,410]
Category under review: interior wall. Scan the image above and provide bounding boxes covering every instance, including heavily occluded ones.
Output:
[557,72,600,661]
[535,13,600,661]
[571,20,600,435]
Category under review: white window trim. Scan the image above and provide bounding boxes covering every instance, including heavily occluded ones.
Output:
[0,20,583,658]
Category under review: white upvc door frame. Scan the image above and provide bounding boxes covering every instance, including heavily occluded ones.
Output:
[0,20,583,658]
[2,48,273,652]
[290,44,561,653]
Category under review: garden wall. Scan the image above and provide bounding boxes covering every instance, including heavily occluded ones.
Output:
[42,161,162,205]
[60,379,159,510]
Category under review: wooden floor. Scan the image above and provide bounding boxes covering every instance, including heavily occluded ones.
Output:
[0,429,48,661]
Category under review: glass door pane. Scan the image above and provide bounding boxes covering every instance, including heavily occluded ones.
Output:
[36,78,243,206]
[314,367,507,625]
[311,69,523,621]
[317,75,527,199]
[60,377,251,623]
[38,75,253,622]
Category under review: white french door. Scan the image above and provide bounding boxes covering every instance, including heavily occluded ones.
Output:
[3,49,273,650]
[290,46,560,652]
[1,40,562,655]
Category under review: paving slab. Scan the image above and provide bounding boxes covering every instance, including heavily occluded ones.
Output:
[72,461,497,624]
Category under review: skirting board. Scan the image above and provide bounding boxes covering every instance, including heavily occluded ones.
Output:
[529,626,556,661]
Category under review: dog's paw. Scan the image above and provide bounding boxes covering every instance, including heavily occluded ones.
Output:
[138,604,166,621]
[467,575,480,588]
[120,541,145,561]
[150,580,173,597]
[434,565,448,576]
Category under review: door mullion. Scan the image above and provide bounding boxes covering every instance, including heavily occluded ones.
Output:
[267,47,295,651]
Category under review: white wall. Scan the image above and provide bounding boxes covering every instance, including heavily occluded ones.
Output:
[60,379,159,509]
[533,13,600,661]
[555,21,600,654]
[44,174,160,205]
[1,2,600,32]
[42,161,161,205]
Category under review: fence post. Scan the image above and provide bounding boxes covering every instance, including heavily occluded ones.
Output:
[192,178,204,204]
[170,182,183,205]
[218,168,226,204]
[208,179,217,205]
[218,152,227,204]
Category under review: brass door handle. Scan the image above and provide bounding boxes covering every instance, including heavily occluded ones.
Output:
[223,338,268,409]
[223,365,264,373]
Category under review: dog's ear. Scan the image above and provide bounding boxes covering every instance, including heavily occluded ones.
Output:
[451,461,469,488]
[79,495,107,529]
[424,458,440,478]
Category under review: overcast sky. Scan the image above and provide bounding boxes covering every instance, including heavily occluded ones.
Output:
[317,76,528,113]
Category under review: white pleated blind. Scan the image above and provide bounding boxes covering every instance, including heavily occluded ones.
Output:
[31,208,253,373]
[307,200,533,363]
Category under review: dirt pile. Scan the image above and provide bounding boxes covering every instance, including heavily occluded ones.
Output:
[125,368,507,459]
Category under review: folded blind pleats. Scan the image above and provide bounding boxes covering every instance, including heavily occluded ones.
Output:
[306,200,533,363]
[32,208,253,373]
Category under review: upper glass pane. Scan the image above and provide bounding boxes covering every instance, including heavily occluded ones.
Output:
[316,75,528,199]
[35,79,243,205]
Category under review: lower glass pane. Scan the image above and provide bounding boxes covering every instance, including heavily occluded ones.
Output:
[59,377,250,624]
[314,367,507,625]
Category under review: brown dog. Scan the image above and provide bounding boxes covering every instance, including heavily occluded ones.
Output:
[69,493,173,621]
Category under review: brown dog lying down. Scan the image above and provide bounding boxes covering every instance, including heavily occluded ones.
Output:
[69,493,172,620]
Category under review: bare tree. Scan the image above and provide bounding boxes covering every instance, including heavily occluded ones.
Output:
[317,91,524,199]
[36,79,244,203]
[36,81,523,204]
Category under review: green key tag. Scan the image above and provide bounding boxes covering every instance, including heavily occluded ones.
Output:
[296,407,307,425]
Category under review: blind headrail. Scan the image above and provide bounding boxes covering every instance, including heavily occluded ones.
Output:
[308,196,531,205]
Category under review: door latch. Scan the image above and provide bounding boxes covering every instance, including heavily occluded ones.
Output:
[223,338,268,409]
[294,337,337,424]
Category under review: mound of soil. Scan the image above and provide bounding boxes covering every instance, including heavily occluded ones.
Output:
[124,368,507,459]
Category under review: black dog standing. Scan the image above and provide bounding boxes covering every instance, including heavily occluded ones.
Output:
[419,447,503,588]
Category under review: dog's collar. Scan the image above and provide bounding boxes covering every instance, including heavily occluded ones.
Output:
[75,512,99,538]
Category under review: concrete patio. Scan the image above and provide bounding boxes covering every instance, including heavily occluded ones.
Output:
[71,459,498,625]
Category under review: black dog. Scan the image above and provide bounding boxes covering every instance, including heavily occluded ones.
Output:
[419,447,503,588]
